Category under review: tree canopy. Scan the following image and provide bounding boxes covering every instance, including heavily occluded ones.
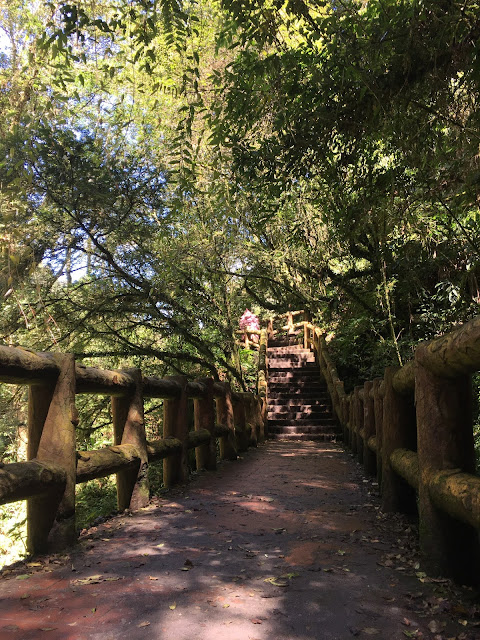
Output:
[1,0,479,391]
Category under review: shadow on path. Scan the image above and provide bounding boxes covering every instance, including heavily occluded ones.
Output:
[0,442,478,639]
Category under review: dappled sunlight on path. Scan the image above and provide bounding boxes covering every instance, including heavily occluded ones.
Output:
[0,442,477,639]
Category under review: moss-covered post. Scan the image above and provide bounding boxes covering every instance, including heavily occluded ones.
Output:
[112,369,148,511]
[27,353,77,553]
[194,377,216,471]
[346,394,354,450]
[363,380,376,476]
[257,398,266,443]
[342,395,349,445]
[372,378,384,487]
[244,394,258,447]
[355,387,364,464]
[350,388,358,456]
[216,382,237,461]
[163,376,189,487]
[415,346,480,584]
[234,394,249,452]
[381,367,416,514]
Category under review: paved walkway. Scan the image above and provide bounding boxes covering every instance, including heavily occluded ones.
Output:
[0,442,478,640]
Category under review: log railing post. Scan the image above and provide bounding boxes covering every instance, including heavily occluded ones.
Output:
[234,394,249,452]
[216,382,237,461]
[257,397,266,443]
[372,378,384,487]
[347,394,354,450]
[354,387,364,463]
[244,394,258,447]
[381,367,416,514]
[112,369,148,511]
[415,346,480,584]
[27,353,77,553]
[194,377,216,471]
[363,380,376,476]
[350,389,358,456]
[163,376,189,487]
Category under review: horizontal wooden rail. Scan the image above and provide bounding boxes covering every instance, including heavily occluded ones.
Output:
[0,460,66,504]
[0,340,266,556]
[389,448,419,491]
[304,312,480,586]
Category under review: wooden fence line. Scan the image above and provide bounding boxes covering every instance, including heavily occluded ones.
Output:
[0,347,266,555]
[303,316,480,586]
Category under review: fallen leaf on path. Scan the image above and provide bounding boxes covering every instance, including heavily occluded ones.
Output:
[362,628,380,636]
[71,574,120,586]
[16,574,30,580]
[264,577,289,587]
[137,621,150,627]
[169,603,177,610]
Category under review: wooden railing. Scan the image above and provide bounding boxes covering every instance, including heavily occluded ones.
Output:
[0,346,266,555]
[303,317,480,586]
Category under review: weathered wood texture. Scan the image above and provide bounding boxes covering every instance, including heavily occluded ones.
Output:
[363,381,376,476]
[415,348,480,585]
[216,382,237,461]
[0,346,59,384]
[233,395,249,452]
[372,378,384,487]
[0,460,66,505]
[381,367,417,515]
[193,377,216,471]
[27,354,77,553]
[163,376,189,487]
[257,329,268,402]
[112,369,149,511]
[76,445,140,483]
[389,449,419,491]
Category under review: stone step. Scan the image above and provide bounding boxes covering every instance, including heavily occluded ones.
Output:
[268,384,328,393]
[267,352,316,361]
[268,405,333,415]
[267,347,313,355]
[269,432,341,442]
[268,418,337,427]
[268,375,323,383]
[268,413,333,423]
[267,362,316,369]
[268,402,332,411]
[269,423,337,433]
[268,339,300,347]
[268,387,329,402]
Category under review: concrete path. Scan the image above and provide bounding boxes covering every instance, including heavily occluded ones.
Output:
[0,442,478,640]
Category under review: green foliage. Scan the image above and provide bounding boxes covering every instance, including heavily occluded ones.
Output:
[75,477,118,531]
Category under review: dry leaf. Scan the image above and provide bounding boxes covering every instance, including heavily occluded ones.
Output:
[362,628,380,636]
[138,621,151,627]
[169,603,177,610]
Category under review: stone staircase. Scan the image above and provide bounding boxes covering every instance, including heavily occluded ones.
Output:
[267,334,341,442]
